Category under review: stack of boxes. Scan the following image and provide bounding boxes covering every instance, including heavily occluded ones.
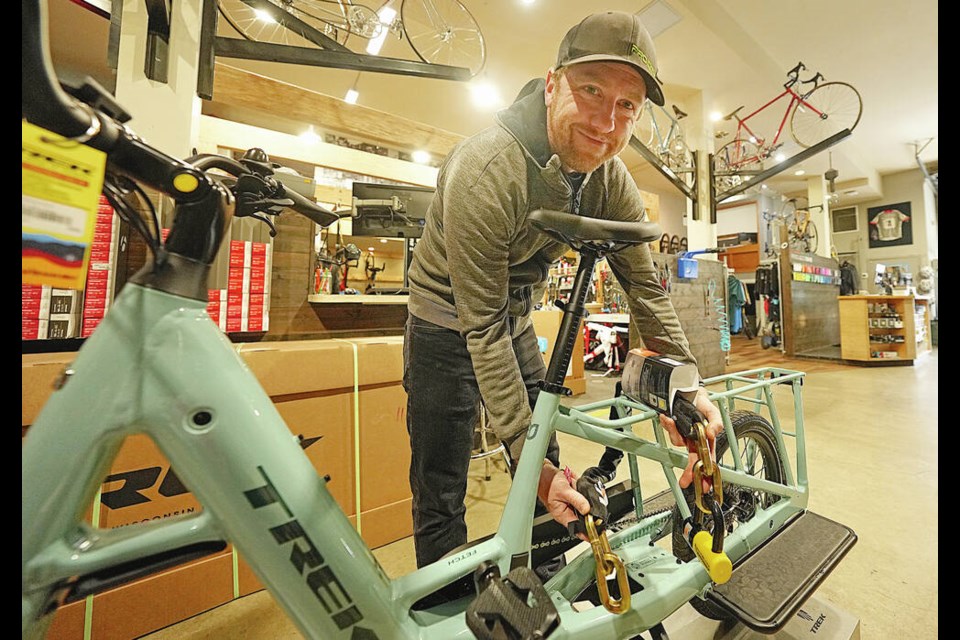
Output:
[21,285,51,340]
[81,196,125,337]
[21,196,123,341]
[208,229,272,334]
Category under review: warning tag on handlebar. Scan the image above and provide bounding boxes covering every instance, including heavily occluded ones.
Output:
[22,121,105,290]
[620,348,699,414]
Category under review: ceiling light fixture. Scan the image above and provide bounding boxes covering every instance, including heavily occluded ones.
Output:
[300,125,321,144]
[794,169,805,176]
[469,80,503,109]
[412,150,431,164]
[344,72,361,104]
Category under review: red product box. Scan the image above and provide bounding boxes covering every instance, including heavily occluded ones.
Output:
[93,228,116,245]
[228,240,252,268]
[225,316,242,333]
[22,298,44,319]
[22,284,48,301]
[227,266,245,291]
[250,243,268,268]
[82,316,103,337]
[94,215,115,232]
[88,243,114,263]
[246,316,263,332]
[248,293,265,308]
[23,317,49,340]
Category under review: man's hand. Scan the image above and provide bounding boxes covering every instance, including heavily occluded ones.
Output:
[658,388,724,490]
[538,461,591,537]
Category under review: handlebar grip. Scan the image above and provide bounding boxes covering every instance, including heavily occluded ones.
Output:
[282,185,340,228]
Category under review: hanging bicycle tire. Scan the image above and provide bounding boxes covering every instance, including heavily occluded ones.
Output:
[713,138,763,194]
[788,219,818,254]
[790,81,863,148]
[672,410,786,621]
[663,136,694,187]
[401,0,486,77]
[218,0,357,47]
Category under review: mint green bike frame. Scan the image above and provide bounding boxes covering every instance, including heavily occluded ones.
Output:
[23,270,810,639]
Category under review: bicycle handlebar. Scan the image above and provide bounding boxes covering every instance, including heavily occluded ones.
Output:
[23,1,339,237]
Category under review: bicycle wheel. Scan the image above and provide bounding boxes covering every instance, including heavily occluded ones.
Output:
[218,0,355,47]
[663,135,694,186]
[401,0,485,76]
[672,410,786,620]
[713,138,762,194]
[790,81,863,148]
[789,219,818,254]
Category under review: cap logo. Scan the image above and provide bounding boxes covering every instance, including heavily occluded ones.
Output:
[631,44,655,75]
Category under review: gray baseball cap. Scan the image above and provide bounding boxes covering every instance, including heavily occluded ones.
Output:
[555,11,665,106]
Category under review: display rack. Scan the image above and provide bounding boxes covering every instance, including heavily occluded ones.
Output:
[838,295,932,364]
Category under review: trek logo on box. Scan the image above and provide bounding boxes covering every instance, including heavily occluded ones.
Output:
[100,435,323,510]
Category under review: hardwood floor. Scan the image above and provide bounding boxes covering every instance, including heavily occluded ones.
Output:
[724,333,850,374]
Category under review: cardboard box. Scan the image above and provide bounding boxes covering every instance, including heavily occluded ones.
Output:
[24,337,415,640]
[359,497,413,550]
[273,395,355,515]
[22,352,73,427]
[236,340,355,397]
[531,309,586,395]
[43,550,235,640]
[358,383,410,509]
[95,434,205,529]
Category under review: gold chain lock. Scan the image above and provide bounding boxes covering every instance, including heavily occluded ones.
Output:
[584,515,631,614]
[692,422,723,514]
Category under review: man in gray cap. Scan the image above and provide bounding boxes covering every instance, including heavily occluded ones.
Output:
[403,10,722,602]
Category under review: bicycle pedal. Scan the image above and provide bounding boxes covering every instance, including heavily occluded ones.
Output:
[705,511,856,633]
[465,566,560,640]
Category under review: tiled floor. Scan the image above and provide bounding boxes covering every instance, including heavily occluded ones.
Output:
[142,337,938,639]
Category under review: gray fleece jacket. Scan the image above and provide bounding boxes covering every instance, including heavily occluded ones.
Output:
[406,79,696,461]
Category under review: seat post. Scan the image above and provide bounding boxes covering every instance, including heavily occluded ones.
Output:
[542,248,600,393]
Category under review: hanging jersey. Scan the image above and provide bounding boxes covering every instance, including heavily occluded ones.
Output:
[870,209,910,241]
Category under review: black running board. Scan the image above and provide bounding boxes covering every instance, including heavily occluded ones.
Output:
[706,510,857,633]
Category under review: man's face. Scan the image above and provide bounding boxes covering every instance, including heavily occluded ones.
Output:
[545,61,647,173]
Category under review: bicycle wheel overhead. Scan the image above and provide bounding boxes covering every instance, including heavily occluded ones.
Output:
[217,0,359,48]
[713,138,762,193]
[401,0,486,76]
[790,81,862,148]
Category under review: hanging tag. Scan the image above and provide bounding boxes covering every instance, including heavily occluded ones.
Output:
[22,120,106,289]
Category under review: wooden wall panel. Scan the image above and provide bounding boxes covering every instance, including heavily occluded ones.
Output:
[779,250,842,357]
[630,254,728,378]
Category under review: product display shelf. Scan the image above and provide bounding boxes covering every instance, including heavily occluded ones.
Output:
[838,295,931,365]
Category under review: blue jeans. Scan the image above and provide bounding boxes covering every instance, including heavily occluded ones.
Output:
[403,313,559,569]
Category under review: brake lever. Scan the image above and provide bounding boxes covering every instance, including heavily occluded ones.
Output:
[246,213,278,237]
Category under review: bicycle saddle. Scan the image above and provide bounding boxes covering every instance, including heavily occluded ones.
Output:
[528,209,661,250]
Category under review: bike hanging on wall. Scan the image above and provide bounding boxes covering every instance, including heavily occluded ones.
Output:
[712,61,862,194]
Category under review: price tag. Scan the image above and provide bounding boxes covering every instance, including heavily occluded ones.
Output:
[22,120,106,289]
